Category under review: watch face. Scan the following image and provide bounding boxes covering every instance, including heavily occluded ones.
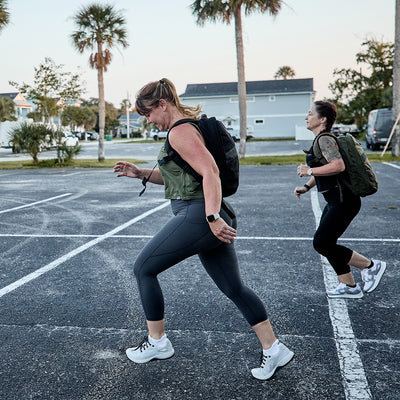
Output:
[207,213,219,222]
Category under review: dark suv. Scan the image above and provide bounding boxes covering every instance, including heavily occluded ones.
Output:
[366,108,393,151]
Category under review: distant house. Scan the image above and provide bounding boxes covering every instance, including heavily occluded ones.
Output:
[179,78,315,138]
[56,98,83,108]
[118,112,143,136]
[0,92,34,119]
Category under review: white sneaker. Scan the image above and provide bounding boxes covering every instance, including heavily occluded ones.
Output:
[326,282,363,299]
[126,336,175,364]
[251,342,294,380]
[361,260,387,293]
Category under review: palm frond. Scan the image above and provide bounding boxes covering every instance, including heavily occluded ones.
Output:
[0,0,10,31]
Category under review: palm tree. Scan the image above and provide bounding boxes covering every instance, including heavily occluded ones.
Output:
[274,65,295,80]
[392,0,400,156]
[191,0,282,158]
[0,0,10,33]
[71,3,128,161]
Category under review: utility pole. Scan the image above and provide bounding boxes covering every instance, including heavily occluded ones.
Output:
[393,0,400,156]
[126,93,130,139]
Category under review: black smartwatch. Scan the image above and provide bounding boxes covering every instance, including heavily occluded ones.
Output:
[206,213,220,222]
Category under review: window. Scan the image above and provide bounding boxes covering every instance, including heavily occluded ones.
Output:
[269,96,276,102]
[229,96,255,103]
[255,119,264,125]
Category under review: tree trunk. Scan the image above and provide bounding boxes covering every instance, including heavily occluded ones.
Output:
[392,0,400,156]
[97,44,106,162]
[234,6,247,159]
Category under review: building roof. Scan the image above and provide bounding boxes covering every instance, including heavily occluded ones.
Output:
[119,112,142,121]
[0,92,33,108]
[180,78,314,98]
[0,92,19,100]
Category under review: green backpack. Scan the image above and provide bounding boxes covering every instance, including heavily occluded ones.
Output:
[312,132,378,197]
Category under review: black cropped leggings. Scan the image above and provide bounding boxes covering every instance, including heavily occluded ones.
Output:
[133,198,268,326]
[313,187,361,275]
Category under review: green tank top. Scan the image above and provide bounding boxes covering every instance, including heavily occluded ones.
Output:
[158,144,204,200]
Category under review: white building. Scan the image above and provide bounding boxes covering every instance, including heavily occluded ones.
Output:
[179,78,315,139]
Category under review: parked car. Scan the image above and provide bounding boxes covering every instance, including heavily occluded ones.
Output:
[60,132,79,147]
[331,125,361,138]
[149,128,168,141]
[86,131,99,140]
[226,126,254,142]
[366,108,393,151]
[71,131,83,140]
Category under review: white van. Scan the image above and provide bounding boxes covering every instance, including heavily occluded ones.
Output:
[0,121,19,148]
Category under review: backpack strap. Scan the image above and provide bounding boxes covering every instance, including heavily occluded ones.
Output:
[312,132,337,165]
[158,118,202,183]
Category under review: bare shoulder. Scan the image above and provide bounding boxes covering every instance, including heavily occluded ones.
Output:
[169,122,203,147]
[318,135,342,162]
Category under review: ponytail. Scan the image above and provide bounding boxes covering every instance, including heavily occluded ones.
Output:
[135,78,202,119]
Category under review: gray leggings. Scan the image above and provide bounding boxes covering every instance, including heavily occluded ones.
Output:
[133,198,268,326]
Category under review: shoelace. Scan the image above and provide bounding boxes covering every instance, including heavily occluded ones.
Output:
[259,352,271,367]
[134,336,154,352]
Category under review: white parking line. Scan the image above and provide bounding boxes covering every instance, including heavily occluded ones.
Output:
[0,193,72,215]
[383,162,400,170]
[0,201,169,298]
[311,191,372,400]
[1,233,399,242]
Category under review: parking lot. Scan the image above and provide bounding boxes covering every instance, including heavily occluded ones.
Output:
[0,161,399,400]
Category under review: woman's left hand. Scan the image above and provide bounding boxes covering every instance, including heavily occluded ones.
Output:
[209,218,237,243]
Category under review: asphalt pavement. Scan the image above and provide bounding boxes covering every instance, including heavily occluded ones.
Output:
[0,158,399,400]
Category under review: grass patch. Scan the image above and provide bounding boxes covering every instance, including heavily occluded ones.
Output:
[364,153,400,162]
[0,158,146,169]
[239,153,400,166]
[117,139,159,144]
[0,152,398,170]
[247,137,295,142]
[240,154,307,165]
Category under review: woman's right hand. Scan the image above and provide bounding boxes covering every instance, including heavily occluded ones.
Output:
[114,161,141,178]
[209,218,237,244]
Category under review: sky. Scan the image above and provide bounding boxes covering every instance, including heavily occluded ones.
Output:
[0,0,395,108]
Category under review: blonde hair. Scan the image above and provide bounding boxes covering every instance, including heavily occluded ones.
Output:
[135,78,202,119]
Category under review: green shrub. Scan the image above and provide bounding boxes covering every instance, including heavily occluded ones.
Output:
[9,123,59,163]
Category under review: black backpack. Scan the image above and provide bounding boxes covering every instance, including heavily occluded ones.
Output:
[159,114,239,198]
[312,132,378,197]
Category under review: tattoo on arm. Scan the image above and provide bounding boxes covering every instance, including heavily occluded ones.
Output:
[319,136,342,163]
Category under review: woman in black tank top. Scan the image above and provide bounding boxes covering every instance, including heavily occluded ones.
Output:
[294,101,386,299]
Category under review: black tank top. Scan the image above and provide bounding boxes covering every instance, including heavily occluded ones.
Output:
[306,143,339,193]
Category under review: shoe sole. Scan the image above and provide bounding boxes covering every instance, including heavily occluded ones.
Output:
[326,292,364,299]
[365,261,386,293]
[251,351,294,381]
[126,348,175,364]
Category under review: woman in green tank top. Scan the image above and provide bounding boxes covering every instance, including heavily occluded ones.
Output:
[113,78,293,380]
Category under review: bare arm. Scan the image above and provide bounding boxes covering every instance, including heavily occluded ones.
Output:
[169,124,236,243]
[294,176,316,199]
[297,136,345,178]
